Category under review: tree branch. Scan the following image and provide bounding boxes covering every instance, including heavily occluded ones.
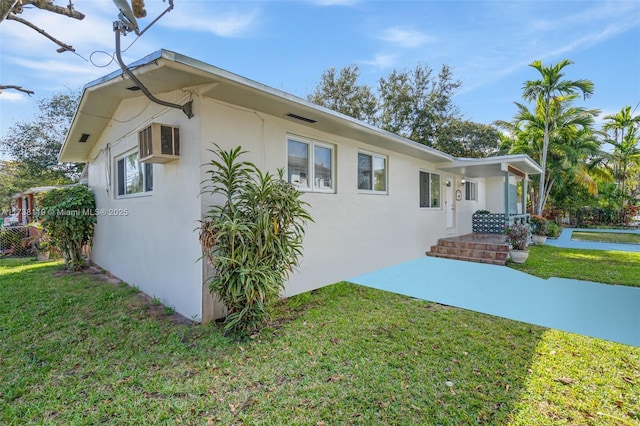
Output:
[7,13,76,52]
[0,0,19,22]
[20,0,85,20]
[0,85,35,95]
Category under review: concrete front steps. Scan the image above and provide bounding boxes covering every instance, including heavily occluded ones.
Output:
[426,233,509,266]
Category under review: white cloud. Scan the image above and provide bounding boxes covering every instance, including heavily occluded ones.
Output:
[312,0,359,6]
[6,56,109,88]
[160,5,259,37]
[378,27,436,48]
[0,91,28,102]
[360,52,397,69]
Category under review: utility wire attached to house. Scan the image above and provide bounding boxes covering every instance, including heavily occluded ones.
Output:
[111,0,193,119]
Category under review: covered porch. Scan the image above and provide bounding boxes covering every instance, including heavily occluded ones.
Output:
[437,154,543,233]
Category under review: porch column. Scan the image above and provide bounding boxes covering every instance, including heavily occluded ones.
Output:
[17,197,23,224]
[503,171,510,226]
[27,193,34,223]
[521,177,528,214]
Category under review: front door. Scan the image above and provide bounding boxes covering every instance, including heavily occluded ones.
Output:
[445,178,455,229]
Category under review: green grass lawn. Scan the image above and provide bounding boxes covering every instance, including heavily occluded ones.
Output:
[509,245,640,288]
[571,231,640,245]
[1,257,639,425]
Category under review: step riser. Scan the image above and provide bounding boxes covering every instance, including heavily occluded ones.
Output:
[438,239,508,252]
[426,252,506,266]
[429,246,508,260]
[428,234,510,266]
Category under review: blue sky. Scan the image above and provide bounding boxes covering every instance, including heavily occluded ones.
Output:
[1,0,639,144]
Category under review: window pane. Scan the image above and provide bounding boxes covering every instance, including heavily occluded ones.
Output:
[314,145,332,190]
[373,156,386,192]
[430,173,440,207]
[144,163,153,192]
[465,181,476,201]
[358,153,372,190]
[288,140,309,188]
[419,171,429,208]
[126,152,143,194]
[117,159,125,196]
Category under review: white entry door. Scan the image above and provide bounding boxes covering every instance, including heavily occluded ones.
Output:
[445,178,455,229]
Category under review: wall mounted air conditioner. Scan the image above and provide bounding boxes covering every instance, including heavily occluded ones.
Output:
[139,123,180,163]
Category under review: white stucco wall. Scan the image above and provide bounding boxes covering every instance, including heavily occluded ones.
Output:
[455,177,487,235]
[86,93,204,321]
[197,98,463,299]
[82,91,494,321]
[485,176,505,213]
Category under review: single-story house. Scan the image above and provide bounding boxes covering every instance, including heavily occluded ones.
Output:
[59,49,542,322]
[12,185,75,225]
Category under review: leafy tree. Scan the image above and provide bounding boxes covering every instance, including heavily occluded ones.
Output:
[0,90,83,184]
[199,145,312,337]
[521,59,594,215]
[435,119,499,158]
[38,185,96,271]
[307,65,377,122]
[495,94,600,214]
[0,160,27,212]
[602,106,640,207]
[308,63,479,154]
[377,63,462,147]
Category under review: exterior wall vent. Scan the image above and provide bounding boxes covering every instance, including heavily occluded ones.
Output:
[79,133,90,143]
[286,113,317,123]
[139,123,180,164]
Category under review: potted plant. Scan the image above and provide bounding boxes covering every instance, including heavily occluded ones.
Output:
[530,215,548,245]
[505,221,530,263]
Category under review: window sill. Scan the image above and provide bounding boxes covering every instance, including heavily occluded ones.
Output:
[357,190,388,195]
[115,192,153,200]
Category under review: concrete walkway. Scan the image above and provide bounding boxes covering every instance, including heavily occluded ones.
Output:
[349,240,640,347]
[546,227,640,252]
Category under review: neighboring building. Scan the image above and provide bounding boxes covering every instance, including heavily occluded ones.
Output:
[12,186,73,225]
[59,50,542,322]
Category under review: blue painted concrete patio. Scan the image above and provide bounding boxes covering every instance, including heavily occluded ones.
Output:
[547,227,640,252]
[349,242,640,347]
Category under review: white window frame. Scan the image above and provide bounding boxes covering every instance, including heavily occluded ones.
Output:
[419,170,441,209]
[286,135,336,193]
[465,180,477,201]
[115,149,153,199]
[357,150,388,195]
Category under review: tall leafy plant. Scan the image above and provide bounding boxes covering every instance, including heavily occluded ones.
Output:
[522,59,594,215]
[38,185,96,270]
[199,145,312,336]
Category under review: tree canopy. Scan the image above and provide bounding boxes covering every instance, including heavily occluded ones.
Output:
[520,59,595,215]
[307,63,499,157]
[0,90,82,209]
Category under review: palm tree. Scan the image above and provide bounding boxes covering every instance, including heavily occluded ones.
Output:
[604,127,640,206]
[602,106,640,206]
[522,59,595,215]
[495,94,600,213]
[603,106,640,148]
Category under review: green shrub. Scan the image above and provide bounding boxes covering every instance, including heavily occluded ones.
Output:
[545,221,561,238]
[199,145,312,337]
[38,185,96,271]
